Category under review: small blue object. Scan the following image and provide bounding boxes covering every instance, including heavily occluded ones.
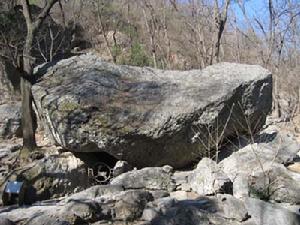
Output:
[2,181,26,206]
[5,181,24,194]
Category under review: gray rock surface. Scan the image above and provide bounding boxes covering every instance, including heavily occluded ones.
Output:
[172,171,192,191]
[0,217,15,225]
[0,142,22,205]
[189,158,232,195]
[1,185,299,225]
[214,194,249,222]
[221,129,300,182]
[0,150,88,204]
[114,190,153,221]
[244,197,300,225]
[169,191,200,201]
[146,195,248,225]
[110,166,175,192]
[0,189,153,224]
[0,103,22,139]
[23,152,88,201]
[149,190,170,199]
[32,53,272,168]
[113,161,133,177]
[0,60,21,104]
[220,128,300,203]
[66,184,124,202]
[233,174,249,199]
[142,208,159,222]
[249,165,300,204]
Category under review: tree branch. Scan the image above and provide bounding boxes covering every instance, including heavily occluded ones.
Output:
[21,0,33,30]
[33,0,59,31]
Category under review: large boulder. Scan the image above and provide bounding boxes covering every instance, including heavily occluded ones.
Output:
[32,53,272,168]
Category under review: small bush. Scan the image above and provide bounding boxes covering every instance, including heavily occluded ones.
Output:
[129,42,151,67]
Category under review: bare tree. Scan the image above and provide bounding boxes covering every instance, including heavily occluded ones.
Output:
[211,0,230,64]
[235,0,300,120]
[141,0,158,68]
[21,0,60,151]
[185,0,211,68]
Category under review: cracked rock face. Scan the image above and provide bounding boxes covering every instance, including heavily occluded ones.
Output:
[32,53,272,168]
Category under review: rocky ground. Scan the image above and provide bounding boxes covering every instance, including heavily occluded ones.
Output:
[0,122,299,225]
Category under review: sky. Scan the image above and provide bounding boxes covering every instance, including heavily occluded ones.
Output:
[177,0,274,32]
[178,0,270,27]
[232,0,267,21]
[231,0,270,31]
[239,0,265,14]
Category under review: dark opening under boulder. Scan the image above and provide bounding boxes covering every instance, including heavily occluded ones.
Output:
[32,53,272,168]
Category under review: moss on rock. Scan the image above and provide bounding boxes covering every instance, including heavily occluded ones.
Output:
[59,101,80,112]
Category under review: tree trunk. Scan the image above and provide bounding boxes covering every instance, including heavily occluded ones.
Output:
[20,0,59,151]
[142,4,157,68]
[211,0,230,65]
[273,75,281,118]
[22,29,36,150]
[21,76,36,149]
